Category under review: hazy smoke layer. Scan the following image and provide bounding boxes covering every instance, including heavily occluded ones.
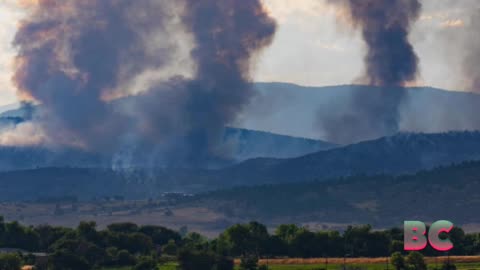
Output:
[13,0,276,166]
[318,0,421,144]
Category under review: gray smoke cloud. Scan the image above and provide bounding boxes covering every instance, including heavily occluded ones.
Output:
[14,0,174,151]
[318,0,421,144]
[13,0,276,167]
[463,8,480,93]
[132,0,277,166]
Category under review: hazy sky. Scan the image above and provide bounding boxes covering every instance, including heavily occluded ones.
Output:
[0,0,474,106]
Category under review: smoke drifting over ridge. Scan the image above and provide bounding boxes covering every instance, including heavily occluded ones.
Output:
[12,0,276,166]
[318,0,421,144]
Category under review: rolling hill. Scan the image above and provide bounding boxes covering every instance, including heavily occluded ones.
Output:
[2,131,480,202]
[218,131,480,186]
[223,127,335,160]
[184,160,480,227]
[0,126,334,171]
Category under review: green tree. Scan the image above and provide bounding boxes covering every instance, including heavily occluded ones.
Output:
[77,221,98,242]
[442,261,457,270]
[406,252,426,270]
[289,228,318,258]
[391,252,405,270]
[128,232,154,254]
[183,232,208,251]
[49,249,91,270]
[0,253,22,270]
[215,255,234,270]
[390,240,405,254]
[134,256,157,270]
[108,222,139,234]
[117,249,137,266]
[274,224,300,243]
[239,254,259,270]
[221,222,269,257]
[139,225,181,246]
[178,249,216,270]
[162,239,177,256]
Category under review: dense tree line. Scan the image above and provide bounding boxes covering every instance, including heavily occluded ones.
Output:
[0,217,479,269]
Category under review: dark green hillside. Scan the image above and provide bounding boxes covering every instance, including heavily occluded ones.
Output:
[187,161,480,226]
[220,131,480,185]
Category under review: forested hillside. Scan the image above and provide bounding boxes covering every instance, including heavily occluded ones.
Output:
[186,161,480,226]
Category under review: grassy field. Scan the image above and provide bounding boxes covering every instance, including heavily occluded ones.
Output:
[102,257,480,270]
[251,257,480,270]
[102,262,178,270]
[247,263,480,270]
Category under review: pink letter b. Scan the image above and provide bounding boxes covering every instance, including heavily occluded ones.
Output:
[404,221,428,251]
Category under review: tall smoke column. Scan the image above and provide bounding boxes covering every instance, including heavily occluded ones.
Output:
[135,0,277,165]
[464,8,480,93]
[345,0,421,86]
[318,0,421,144]
[13,0,172,150]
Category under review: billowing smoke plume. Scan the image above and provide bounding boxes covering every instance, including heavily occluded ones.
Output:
[343,0,421,86]
[13,0,276,166]
[318,0,421,144]
[464,8,480,93]
[13,0,174,151]
[131,0,277,165]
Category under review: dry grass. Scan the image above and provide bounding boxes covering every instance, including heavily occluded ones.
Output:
[232,256,480,265]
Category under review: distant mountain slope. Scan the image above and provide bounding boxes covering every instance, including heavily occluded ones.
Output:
[0,147,105,171]
[240,83,480,143]
[0,126,334,171]
[186,161,480,226]
[0,103,20,115]
[2,131,480,202]
[220,131,480,185]
[223,127,335,160]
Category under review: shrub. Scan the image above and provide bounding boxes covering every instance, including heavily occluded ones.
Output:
[391,251,405,270]
[178,249,216,270]
[441,261,457,270]
[406,252,426,270]
[117,249,137,266]
[239,255,259,270]
[0,253,22,270]
[134,256,157,270]
[215,255,234,270]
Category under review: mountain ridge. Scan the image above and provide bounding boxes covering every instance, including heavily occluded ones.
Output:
[183,160,480,226]
[218,130,480,185]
